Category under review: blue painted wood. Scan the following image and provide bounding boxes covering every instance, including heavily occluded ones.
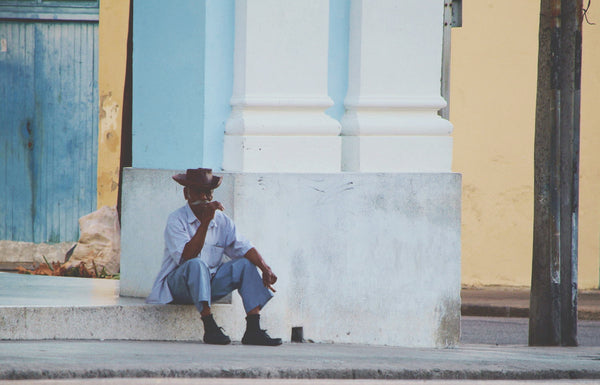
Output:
[0,0,99,21]
[0,22,35,241]
[0,19,98,242]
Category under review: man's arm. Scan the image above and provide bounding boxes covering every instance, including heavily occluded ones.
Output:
[180,221,210,262]
[244,247,277,289]
[180,201,224,262]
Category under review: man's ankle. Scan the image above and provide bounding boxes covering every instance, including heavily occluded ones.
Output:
[245,313,261,332]
[200,302,211,317]
[201,313,218,331]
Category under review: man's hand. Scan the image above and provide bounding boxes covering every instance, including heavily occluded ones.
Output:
[181,200,224,262]
[262,266,278,291]
[244,248,278,292]
[194,201,225,225]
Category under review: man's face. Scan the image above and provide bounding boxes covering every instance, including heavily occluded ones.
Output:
[186,187,214,206]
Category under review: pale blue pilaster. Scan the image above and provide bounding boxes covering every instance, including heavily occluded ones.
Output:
[203,0,235,170]
[326,0,351,121]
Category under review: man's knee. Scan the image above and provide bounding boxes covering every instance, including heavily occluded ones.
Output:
[226,257,259,283]
[239,258,263,282]
[183,258,210,276]
[239,257,253,269]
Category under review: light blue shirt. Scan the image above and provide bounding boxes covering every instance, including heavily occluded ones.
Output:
[146,204,253,304]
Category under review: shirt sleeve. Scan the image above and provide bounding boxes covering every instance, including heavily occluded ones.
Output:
[221,213,254,260]
[164,213,191,266]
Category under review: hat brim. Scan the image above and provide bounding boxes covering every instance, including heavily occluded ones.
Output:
[172,174,222,190]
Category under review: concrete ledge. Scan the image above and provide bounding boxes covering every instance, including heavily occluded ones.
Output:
[0,273,232,341]
[0,302,233,341]
[0,241,74,270]
[121,169,462,347]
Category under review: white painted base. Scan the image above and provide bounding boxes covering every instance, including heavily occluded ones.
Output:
[342,136,453,172]
[225,103,341,136]
[223,135,342,172]
[340,97,453,136]
[120,168,461,347]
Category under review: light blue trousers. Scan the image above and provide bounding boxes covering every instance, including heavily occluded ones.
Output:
[166,257,273,314]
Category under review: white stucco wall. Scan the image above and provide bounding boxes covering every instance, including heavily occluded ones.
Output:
[120,168,461,347]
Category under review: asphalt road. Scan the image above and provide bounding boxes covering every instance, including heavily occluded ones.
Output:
[460,316,600,346]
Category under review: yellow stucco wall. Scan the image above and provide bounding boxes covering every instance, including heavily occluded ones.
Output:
[97,0,129,209]
[451,1,600,289]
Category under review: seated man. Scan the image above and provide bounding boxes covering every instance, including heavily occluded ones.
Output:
[146,168,281,346]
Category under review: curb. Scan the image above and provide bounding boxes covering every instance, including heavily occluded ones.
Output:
[3,368,600,381]
[461,305,600,321]
[461,305,528,318]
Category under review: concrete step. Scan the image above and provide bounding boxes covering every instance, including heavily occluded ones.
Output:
[0,272,234,341]
[6,272,599,342]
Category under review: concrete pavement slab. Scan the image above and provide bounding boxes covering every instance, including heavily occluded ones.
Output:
[0,272,125,307]
[1,341,600,381]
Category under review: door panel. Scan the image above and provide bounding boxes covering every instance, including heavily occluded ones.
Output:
[0,19,98,243]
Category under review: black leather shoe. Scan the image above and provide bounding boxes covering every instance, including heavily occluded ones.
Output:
[242,328,282,346]
[203,327,231,345]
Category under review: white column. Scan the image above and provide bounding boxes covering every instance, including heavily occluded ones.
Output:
[223,0,341,172]
[341,0,453,172]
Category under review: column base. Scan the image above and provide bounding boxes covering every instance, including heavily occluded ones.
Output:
[223,135,341,172]
[342,135,453,172]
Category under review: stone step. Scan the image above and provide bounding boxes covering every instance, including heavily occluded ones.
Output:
[0,272,234,341]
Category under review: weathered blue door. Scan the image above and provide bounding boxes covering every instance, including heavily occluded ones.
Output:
[0,1,99,243]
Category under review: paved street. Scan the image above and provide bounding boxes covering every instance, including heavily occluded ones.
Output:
[460,316,600,346]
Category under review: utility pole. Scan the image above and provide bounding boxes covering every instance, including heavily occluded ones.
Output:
[530,0,582,346]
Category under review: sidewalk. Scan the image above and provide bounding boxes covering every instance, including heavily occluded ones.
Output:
[461,286,600,320]
[1,339,600,381]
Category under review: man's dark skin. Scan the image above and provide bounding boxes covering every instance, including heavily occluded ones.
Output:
[182,186,277,317]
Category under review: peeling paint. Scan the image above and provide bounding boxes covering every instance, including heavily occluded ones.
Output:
[99,92,120,152]
[97,92,122,208]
